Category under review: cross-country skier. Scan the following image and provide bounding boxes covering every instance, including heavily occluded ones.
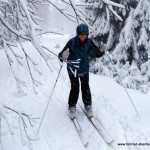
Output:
[58,23,106,119]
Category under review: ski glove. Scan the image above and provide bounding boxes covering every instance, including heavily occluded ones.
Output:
[62,49,70,60]
[99,42,107,52]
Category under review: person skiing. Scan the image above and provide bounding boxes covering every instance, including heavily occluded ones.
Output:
[58,23,106,119]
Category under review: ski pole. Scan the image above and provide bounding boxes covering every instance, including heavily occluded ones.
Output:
[105,51,139,117]
[37,63,63,134]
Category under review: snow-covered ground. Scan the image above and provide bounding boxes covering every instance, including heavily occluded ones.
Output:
[0,34,150,150]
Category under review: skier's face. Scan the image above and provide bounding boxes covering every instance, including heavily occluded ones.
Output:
[79,32,88,42]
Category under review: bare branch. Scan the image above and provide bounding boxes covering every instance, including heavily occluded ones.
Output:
[47,0,76,23]
[7,44,24,66]
[60,0,71,6]
[76,8,93,21]
[60,0,94,30]
[69,0,79,24]
[3,105,39,127]
[1,113,14,135]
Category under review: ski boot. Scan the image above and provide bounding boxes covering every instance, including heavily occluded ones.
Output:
[85,105,93,118]
[68,106,76,119]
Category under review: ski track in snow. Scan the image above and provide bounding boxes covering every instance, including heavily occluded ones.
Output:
[0,34,150,150]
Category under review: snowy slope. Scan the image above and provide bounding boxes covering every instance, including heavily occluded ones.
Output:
[0,34,150,150]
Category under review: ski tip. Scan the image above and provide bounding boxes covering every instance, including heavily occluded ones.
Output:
[84,142,89,147]
[107,138,114,144]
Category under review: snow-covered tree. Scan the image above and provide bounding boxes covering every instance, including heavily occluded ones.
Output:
[47,0,125,30]
[86,0,150,92]
[0,0,50,149]
[112,0,150,67]
[0,104,38,149]
[0,0,51,95]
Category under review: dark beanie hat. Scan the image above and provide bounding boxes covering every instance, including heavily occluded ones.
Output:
[76,23,89,36]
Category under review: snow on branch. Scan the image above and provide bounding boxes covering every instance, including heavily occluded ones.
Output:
[102,0,125,9]
[18,38,43,95]
[0,15,31,41]
[18,0,49,61]
[0,0,54,94]
[59,0,125,32]
[74,0,125,21]
[75,2,99,7]
[107,5,124,21]
[0,104,39,149]
[2,37,27,96]
[102,0,125,21]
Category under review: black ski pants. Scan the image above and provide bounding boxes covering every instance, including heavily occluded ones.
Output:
[68,73,92,107]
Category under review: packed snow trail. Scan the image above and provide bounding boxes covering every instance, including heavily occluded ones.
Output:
[78,104,114,144]
[1,34,150,150]
[35,34,150,150]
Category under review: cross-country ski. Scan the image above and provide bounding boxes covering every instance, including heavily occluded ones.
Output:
[71,117,89,147]
[79,104,114,144]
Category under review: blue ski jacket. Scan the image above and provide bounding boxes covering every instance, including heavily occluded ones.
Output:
[59,36,104,76]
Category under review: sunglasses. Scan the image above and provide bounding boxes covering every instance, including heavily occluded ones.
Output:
[79,33,88,36]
